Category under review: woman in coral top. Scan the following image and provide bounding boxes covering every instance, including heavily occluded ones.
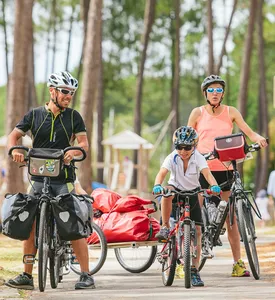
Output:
[188,74,268,278]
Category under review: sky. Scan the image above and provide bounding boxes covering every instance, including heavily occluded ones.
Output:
[0,0,238,87]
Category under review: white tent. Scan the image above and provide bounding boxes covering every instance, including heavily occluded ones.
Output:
[102,130,153,149]
[101,130,153,194]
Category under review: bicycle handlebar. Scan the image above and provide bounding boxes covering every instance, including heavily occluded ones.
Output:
[64,146,86,162]
[155,188,213,199]
[203,138,268,161]
[8,146,86,163]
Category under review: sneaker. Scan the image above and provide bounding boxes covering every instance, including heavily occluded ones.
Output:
[231,259,250,277]
[191,267,204,287]
[175,264,185,279]
[75,272,96,290]
[155,226,170,241]
[5,273,34,290]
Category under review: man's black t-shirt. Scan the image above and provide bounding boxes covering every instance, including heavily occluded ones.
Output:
[16,104,86,183]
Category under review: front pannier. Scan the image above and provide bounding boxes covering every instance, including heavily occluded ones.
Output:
[1,193,39,240]
[51,193,93,241]
[214,133,248,162]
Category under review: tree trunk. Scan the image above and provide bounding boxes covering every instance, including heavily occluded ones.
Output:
[72,0,90,109]
[51,0,57,73]
[216,0,238,74]
[41,2,53,103]
[78,0,102,194]
[6,0,34,194]
[206,0,214,74]
[255,0,269,192]
[170,0,180,138]
[65,3,76,70]
[237,0,257,120]
[1,0,9,83]
[133,0,156,186]
[26,19,37,110]
[96,7,104,183]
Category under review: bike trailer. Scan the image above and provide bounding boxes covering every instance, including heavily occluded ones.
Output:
[214,133,248,162]
[1,193,39,240]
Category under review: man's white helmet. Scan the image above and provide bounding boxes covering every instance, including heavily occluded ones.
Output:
[47,71,78,90]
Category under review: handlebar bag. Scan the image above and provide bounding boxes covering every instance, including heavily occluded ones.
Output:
[28,148,64,177]
[214,133,248,162]
[51,193,93,241]
[1,193,39,240]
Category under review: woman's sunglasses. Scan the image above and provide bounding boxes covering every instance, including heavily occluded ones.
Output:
[207,87,224,93]
[175,145,193,151]
[56,88,75,96]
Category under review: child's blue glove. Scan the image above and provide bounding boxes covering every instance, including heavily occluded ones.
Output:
[152,184,164,195]
[210,185,221,194]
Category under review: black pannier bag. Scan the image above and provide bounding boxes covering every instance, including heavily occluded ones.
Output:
[51,193,93,241]
[1,193,39,240]
[28,148,64,177]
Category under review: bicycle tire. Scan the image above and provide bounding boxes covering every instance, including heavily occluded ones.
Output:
[70,223,107,275]
[49,221,60,289]
[183,223,191,288]
[236,199,260,280]
[114,245,157,273]
[199,206,209,272]
[38,202,50,292]
[161,236,177,286]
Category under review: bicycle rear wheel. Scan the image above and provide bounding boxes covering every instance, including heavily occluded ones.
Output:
[183,223,191,288]
[70,223,107,275]
[236,199,260,280]
[161,236,177,286]
[115,244,157,273]
[38,202,50,292]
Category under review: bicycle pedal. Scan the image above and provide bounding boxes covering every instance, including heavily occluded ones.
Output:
[23,254,36,265]
[202,253,214,259]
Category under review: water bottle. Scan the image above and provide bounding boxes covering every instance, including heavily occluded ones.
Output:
[214,200,227,224]
[206,202,217,224]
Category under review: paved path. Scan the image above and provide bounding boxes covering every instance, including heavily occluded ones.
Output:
[1,231,275,300]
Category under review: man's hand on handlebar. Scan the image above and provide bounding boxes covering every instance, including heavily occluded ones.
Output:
[10,149,25,163]
[64,150,75,165]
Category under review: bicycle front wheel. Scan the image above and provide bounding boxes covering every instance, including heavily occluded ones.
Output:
[236,199,260,280]
[161,236,177,286]
[38,202,50,292]
[114,244,157,273]
[183,223,191,288]
[70,223,107,275]
[49,220,60,289]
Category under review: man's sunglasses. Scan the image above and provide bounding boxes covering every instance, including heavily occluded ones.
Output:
[207,87,224,93]
[175,144,193,151]
[56,88,75,96]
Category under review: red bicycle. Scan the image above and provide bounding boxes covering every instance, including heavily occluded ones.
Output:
[156,188,211,288]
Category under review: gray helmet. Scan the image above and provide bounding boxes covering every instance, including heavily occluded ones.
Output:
[173,126,199,147]
[47,71,78,90]
[201,74,225,92]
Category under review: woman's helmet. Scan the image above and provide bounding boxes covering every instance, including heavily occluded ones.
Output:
[201,74,225,92]
[47,71,78,90]
[173,126,199,147]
